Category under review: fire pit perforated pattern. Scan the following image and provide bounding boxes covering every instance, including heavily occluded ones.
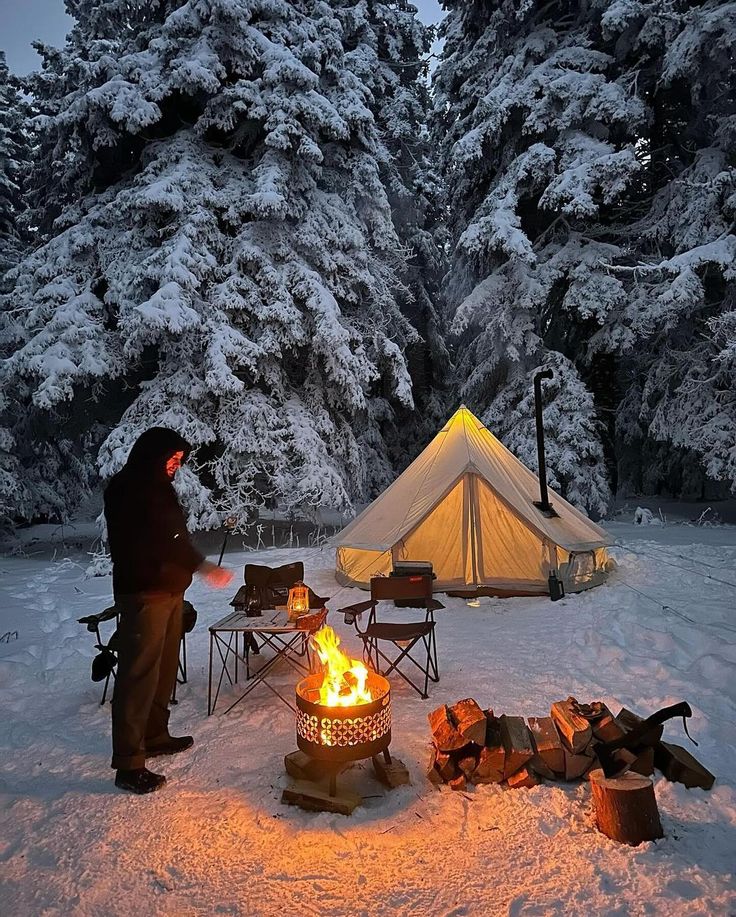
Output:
[295,672,392,762]
[297,705,391,748]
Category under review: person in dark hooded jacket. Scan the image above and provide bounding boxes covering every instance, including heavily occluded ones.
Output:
[104,427,232,794]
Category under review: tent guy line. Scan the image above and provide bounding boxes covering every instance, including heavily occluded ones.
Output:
[615,541,736,589]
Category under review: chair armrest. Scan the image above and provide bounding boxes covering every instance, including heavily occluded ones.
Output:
[426,599,445,612]
[78,606,118,630]
[340,600,374,625]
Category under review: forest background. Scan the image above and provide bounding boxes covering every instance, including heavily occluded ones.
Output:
[0,0,734,531]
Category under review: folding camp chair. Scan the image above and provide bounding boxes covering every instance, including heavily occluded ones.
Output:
[78,602,194,705]
[340,574,443,698]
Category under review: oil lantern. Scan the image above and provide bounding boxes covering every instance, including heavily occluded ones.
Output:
[287,581,310,621]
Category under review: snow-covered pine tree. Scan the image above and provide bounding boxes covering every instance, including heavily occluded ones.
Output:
[434,0,631,514]
[0,53,32,525]
[333,0,451,469]
[593,1,736,498]
[434,0,736,509]
[0,53,26,281]
[1,0,422,525]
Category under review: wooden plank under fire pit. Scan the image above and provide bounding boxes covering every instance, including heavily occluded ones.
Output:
[281,780,362,816]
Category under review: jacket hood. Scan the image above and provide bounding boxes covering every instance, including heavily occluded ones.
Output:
[123,427,192,475]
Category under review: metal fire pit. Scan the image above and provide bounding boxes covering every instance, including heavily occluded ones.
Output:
[295,671,391,763]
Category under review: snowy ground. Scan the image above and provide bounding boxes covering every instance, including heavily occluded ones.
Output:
[1,520,735,916]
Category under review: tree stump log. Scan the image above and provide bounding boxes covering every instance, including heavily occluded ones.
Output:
[589,768,663,846]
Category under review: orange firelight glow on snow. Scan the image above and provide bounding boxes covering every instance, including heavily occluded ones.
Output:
[311,626,372,707]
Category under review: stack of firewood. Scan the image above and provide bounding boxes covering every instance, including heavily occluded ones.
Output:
[427,696,714,793]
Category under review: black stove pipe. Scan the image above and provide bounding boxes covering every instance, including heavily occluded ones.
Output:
[533,369,554,512]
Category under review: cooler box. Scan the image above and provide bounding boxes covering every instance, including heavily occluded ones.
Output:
[390,560,435,606]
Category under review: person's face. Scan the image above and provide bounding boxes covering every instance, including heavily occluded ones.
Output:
[165,451,185,478]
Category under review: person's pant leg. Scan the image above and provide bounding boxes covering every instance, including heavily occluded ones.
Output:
[145,594,184,746]
[111,593,175,770]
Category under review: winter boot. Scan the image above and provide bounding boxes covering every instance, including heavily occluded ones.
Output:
[145,735,194,758]
[115,767,166,794]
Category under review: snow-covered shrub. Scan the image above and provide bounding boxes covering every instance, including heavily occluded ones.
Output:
[85,549,112,578]
[634,507,664,527]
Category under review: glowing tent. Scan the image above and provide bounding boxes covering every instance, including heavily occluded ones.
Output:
[334,407,613,595]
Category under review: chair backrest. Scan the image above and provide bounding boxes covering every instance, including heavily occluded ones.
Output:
[370,574,433,604]
[243,562,306,610]
[244,562,304,588]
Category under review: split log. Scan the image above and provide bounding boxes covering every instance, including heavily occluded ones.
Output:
[616,706,664,748]
[373,755,411,788]
[655,741,715,790]
[457,753,479,780]
[428,705,467,753]
[564,747,596,781]
[284,751,345,783]
[592,710,626,744]
[617,707,713,788]
[435,751,458,782]
[472,745,505,784]
[598,747,651,778]
[507,767,540,789]
[529,758,556,780]
[450,698,488,747]
[449,774,467,792]
[629,745,655,777]
[615,707,644,732]
[499,715,534,779]
[528,716,565,776]
[601,748,636,777]
[470,713,505,783]
[284,750,320,782]
[589,768,663,845]
[484,709,502,746]
[551,699,592,753]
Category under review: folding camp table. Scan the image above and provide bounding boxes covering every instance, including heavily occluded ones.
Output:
[207,609,326,715]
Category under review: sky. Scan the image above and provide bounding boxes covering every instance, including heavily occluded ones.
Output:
[1,0,445,74]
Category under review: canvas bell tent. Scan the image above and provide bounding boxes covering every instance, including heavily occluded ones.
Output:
[334,407,613,595]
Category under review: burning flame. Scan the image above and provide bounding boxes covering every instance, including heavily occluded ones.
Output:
[311,626,372,707]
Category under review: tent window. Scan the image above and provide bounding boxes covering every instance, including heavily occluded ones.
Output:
[567,551,597,586]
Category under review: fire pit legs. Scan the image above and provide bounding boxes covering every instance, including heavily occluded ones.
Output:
[281,747,410,814]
